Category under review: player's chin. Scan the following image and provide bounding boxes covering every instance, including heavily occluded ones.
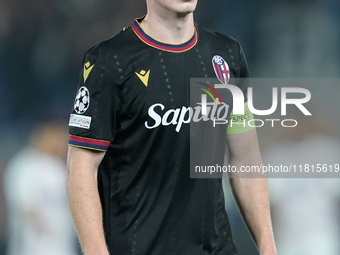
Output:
[176,4,197,15]
[181,0,197,3]
[177,0,197,12]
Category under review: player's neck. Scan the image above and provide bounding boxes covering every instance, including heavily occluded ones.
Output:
[140,12,195,45]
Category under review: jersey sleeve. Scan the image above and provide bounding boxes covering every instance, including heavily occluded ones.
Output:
[68,45,120,151]
[227,41,254,135]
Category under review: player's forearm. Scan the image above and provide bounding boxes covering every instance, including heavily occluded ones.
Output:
[229,157,276,255]
[230,176,276,255]
[66,151,109,255]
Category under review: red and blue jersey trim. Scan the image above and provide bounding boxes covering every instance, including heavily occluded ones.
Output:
[132,18,197,53]
[68,135,110,151]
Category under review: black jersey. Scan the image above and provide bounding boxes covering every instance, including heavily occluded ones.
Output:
[68,17,250,255]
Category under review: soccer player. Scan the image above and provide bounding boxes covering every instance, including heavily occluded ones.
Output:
[66,1,277,254]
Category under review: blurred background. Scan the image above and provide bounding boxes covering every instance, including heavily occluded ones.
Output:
[0,0,339,254]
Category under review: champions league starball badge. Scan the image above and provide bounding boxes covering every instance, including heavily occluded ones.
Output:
[74,86,90,114]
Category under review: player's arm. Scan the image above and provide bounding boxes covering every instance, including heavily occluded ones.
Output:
[227,129,277,255]
[66,146,109,255]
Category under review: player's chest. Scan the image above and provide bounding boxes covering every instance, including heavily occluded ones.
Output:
[118,51,237,112]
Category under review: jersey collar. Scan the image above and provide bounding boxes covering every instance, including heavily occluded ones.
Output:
[132,17,198,53]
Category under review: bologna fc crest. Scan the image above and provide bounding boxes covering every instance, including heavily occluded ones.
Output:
[212,55,230,84]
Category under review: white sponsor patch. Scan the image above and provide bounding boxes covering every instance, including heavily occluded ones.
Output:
[69,114,92,129]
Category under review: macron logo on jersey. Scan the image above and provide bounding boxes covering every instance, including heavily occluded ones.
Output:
[135,69,151,87]
[83,61,95,83]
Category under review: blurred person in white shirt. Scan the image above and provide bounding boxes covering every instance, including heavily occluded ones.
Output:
[263,117,340,255]
[4,119,78,255]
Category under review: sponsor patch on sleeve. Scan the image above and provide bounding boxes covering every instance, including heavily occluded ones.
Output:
[69,114,92,129]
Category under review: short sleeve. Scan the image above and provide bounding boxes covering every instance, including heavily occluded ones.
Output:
[237,40,250,99]
[68,45,120,151]
[227,41,254,135]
